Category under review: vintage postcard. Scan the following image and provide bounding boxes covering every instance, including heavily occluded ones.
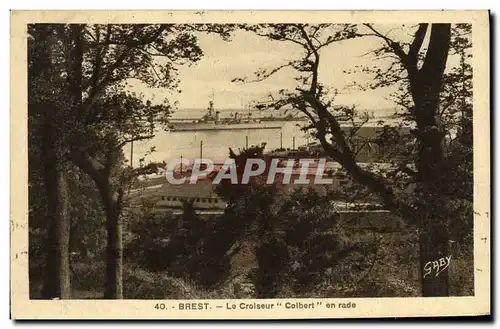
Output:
[10,10,490,319]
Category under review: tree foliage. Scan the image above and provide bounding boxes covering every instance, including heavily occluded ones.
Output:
[234,23,473,297]
[28,23,233,298]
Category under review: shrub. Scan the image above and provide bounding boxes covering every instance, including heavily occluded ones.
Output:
[71,261,106,293]
[70,260,204,299]
[123,266,196,299]
[254,233,289,298]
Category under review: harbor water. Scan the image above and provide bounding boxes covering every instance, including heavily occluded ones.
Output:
[126,112,403,167]
[128,121,311,166]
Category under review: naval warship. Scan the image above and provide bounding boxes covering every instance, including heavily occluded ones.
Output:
[168,100,284,132]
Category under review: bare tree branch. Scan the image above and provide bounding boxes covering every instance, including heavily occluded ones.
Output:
[117,134,155,148]
[408,24,428,63]
[362,24,409,67]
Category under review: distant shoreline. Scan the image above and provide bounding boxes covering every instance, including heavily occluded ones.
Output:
[169,107,400,121]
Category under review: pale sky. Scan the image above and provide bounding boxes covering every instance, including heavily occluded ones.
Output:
[127,24,459,118]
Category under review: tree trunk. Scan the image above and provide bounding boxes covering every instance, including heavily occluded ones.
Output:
[419,216,450,296]
[71,147,124,299]
[69,208,88,260]
[102,196,123,299]
[30,25,71,299]
[40,116,71,299]
[410,24,452,297]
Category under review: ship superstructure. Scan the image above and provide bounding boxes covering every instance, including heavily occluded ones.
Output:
[168,100,283,132]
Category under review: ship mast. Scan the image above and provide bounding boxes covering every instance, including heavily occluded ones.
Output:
[241,98,250,120]
[208,89,215,117]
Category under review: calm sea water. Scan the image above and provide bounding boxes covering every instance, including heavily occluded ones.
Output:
[126,115,402,167]
[128,121,310,166]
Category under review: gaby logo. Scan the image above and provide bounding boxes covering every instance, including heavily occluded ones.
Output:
[423,255,452,279]
[165,157,335,185]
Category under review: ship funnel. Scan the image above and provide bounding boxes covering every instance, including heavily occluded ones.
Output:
[208,101,214,117]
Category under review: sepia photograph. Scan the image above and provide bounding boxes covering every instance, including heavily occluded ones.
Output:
[10,10,490,319]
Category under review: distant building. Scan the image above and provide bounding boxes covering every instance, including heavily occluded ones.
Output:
[128,121,413,213]
[297,125,412,163]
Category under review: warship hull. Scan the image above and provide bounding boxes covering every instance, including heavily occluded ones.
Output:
[169,122,284,132]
